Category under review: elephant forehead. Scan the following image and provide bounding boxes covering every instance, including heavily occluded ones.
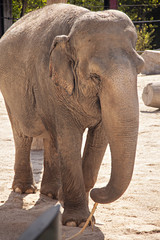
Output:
[70,30,136,58]
[70,10,136,38]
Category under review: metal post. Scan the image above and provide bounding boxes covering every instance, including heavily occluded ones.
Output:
[0,0,4,37]
[104,0,110,10]
[3,0,12,32]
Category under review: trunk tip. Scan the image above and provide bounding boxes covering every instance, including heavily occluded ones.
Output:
[90,186,125,204]
[90,187,110,204]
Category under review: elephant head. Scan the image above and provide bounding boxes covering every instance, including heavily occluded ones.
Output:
[49,10,144,204]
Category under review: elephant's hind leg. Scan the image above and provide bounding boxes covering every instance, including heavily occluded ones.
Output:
[12,127,36,193]
[40,137,61,199]
[12,135,36,194]
[6,105,36,194]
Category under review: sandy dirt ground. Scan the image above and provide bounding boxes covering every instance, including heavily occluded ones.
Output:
[0,74,160,240]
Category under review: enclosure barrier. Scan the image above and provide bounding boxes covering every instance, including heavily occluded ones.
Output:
[18,204,61,240]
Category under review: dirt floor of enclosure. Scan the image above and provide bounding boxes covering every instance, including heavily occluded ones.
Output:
[0,74,160,240]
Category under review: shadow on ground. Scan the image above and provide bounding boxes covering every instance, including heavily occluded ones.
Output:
[0,149,104,240]
[0,191,104,240]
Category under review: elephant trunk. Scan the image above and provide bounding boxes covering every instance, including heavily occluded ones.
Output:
[90,68,139,204]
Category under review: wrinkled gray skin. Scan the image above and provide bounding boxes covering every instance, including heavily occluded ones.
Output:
[0,4,144,226]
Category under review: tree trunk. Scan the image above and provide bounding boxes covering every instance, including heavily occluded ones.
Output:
[20,0,28,17]
[104,0,110,10]
[104,0,118,10]
[47,0,67,4]
[142,83,160,108]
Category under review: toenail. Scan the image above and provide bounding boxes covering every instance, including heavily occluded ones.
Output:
[66,221,77,227]
[15,187,22,193]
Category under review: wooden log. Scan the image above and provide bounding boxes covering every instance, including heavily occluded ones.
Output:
[142,83,160,108]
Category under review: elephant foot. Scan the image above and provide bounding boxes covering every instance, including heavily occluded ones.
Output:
[65,221,92,228]
[58,190,89,209]
[40,183,60,199]
[62,207,95,227]
[12,182,37,194]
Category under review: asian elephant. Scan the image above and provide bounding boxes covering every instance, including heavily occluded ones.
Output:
[0,4,144,226]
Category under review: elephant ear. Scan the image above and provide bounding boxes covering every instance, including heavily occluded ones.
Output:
[49,35,74,96]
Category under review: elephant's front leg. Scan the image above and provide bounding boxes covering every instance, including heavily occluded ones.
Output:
[57,120,90,227]
[82,122,108,202]
[41,137,61,199]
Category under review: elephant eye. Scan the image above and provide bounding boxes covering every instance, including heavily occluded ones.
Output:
[90,73,101,84]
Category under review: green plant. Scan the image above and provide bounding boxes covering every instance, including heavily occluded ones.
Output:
[12,0,47,20]
[136,24,155,51]
[68,0,104,11]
